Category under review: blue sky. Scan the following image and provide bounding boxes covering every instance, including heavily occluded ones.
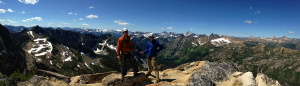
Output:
[0,0,299,38]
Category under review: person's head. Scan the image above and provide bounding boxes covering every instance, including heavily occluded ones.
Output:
[123,28,128,36]
[149,35,155,42]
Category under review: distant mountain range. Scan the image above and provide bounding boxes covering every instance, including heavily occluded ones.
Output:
[1,24,300,85]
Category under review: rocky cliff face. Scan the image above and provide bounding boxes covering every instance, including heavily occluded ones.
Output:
[18,61,281,86]
[0,24,26,75]
[0,24,121,77]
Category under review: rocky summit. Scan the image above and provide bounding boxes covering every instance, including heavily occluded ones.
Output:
[18,61,281,86]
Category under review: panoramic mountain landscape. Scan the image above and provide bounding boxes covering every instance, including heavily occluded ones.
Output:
[1,0,300,86]
[1,24,300,85]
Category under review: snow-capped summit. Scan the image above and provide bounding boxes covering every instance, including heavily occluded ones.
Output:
[211,38,231,46]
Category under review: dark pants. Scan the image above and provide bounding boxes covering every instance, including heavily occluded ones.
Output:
[120,53,139,77]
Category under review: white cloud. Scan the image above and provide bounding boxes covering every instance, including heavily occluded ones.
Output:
[288,31,294,34]
[244,20,252,24]
[82,23,89,26]
[62,23,69,25]
[161,27,173,30]
[48,23,53,25]
[0,9,5,13]
[86,14,98,19]
[249,6,253,10]
[18,0,39,4]
[190,28,193,30]
[7,19,18,24]
[0,19,4,22]
[244,20,257,24]
[0,0,4,4]
[113,20,132,25]
[19,10,26,14]
[34,17,42,21]
[22,17,42,22]
[255,11,260,14]
[68,12,78,15]
[89,6,95,9]
[79,18,83,20]
[7,9,14,12]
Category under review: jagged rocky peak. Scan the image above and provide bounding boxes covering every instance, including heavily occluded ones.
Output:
[280,36,289,40]
[198,34,207,38]
[184,31,196,36]
[32,25,46,34]
[271,36,277,39]
[0,24,13,47]
[0,23,12,39]
[209,33,220,39]
[248,36,254,39]
[19,61,281,86]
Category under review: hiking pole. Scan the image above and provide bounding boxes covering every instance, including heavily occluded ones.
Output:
[132,51,148,69]
[119,56,123,75]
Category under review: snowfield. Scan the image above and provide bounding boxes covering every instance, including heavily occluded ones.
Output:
[28,38,53,57]
[94,37,116,55]
[211,38,231,46]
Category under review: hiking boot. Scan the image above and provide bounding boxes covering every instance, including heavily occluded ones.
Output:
[146,71,152,76]
[154,79,160,83]
[121,76,125,81]
[134,73,140,77]
[145,73,151,76]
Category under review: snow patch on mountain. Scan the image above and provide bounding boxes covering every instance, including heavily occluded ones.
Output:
[85,63,91,69]
[94,48,108,55]
[198,40,206,46]
[28,38,53,57]
[60,45,74,62]
[27,31,34,38]
[94,37,116,55]
[64,56,72,62]
[192,42,198,47]
[211,38,231,43]
[50,60,53,65]
[80,52,84,56]
[143,33,154,38]
[211,38,231,46]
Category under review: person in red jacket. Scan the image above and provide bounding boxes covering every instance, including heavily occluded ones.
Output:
[116,28,139,80]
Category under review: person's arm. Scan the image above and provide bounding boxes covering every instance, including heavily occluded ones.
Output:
[143,42,149,53]
[156,41,164,52]
[116,38,122,56]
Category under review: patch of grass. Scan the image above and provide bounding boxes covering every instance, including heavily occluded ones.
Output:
[8,70,35,85]
[0,80,9,86]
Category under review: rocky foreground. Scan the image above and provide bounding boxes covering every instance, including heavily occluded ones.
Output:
[18,61,281,86]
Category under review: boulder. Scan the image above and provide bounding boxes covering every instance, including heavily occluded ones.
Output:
[101,73,149,86]
[17,75,68,86]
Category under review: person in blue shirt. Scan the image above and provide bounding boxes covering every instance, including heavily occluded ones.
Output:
[140,35,163,83]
